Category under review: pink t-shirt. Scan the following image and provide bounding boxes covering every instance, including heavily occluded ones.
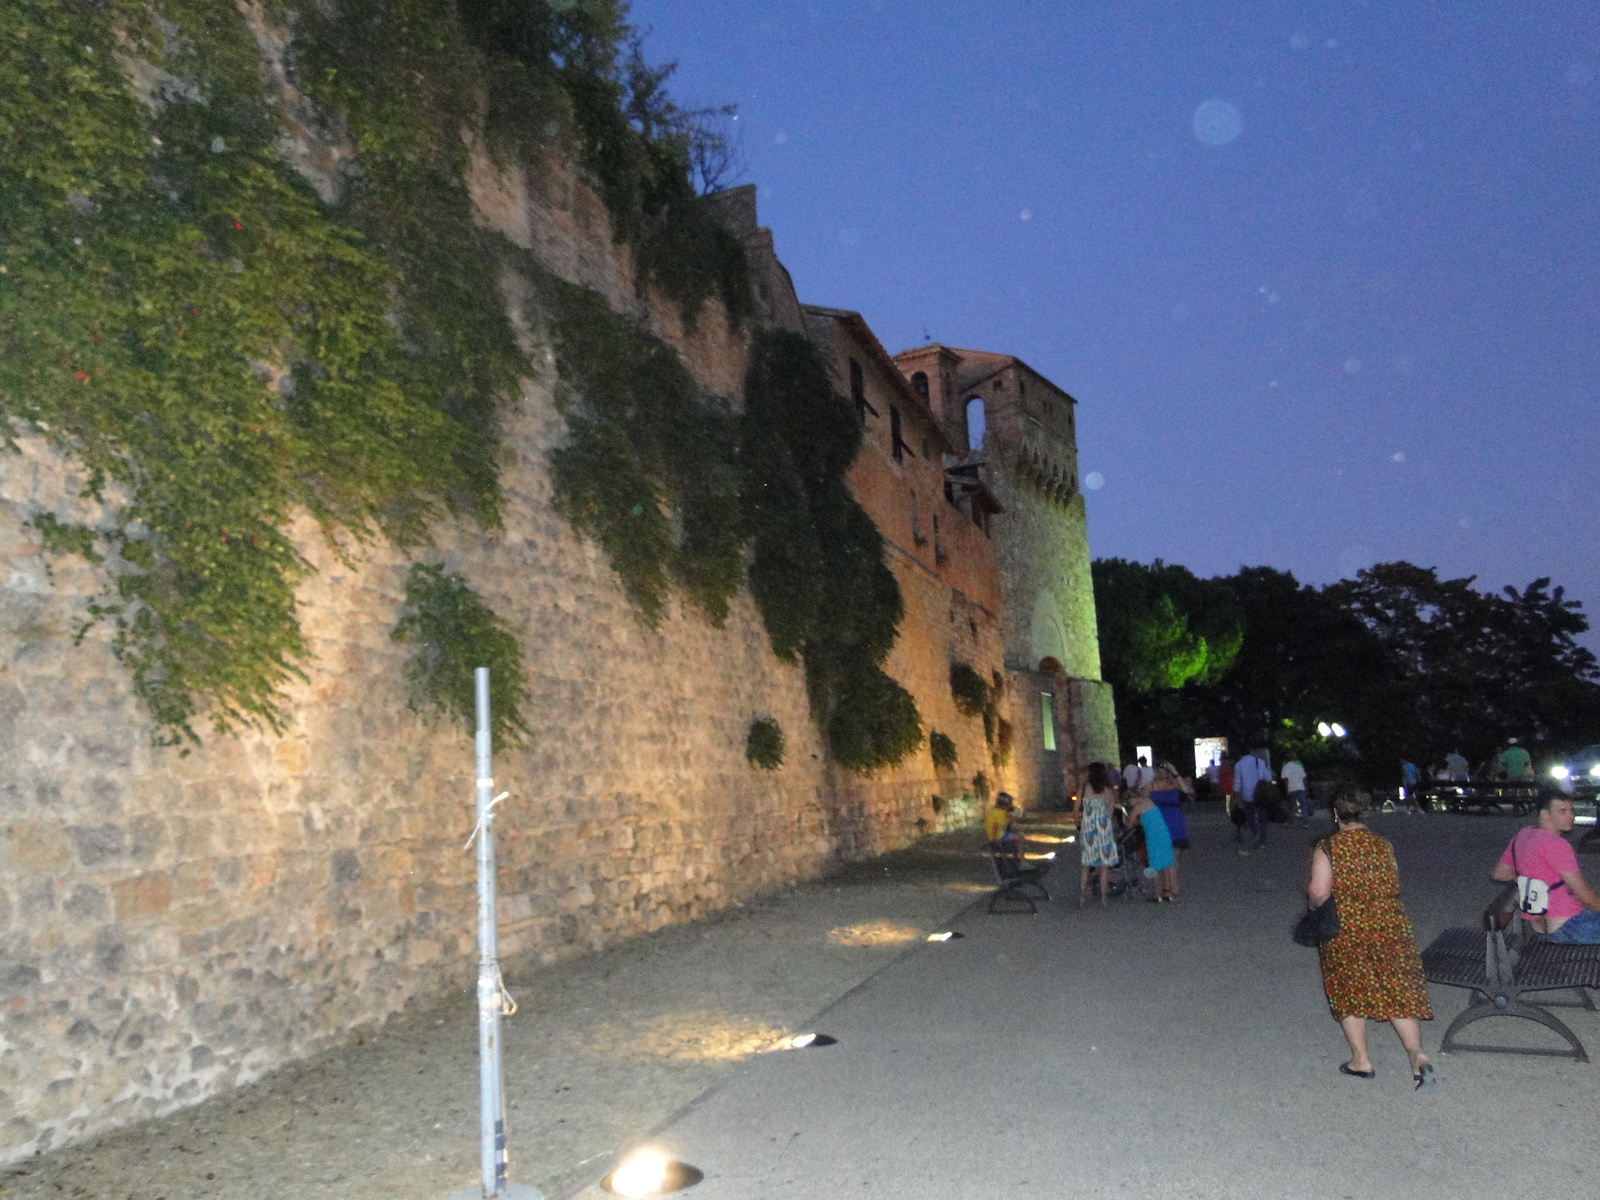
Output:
[1499,827,1582,923]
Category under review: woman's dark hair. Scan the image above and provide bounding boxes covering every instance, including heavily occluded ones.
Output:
[1087,761,1111,793]
[1330,782,1368,823]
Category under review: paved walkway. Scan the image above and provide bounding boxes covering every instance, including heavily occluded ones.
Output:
[10,809,1600,1200]
[567,809,1600,1200]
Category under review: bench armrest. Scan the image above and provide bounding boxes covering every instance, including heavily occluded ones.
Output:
[1483,882,1518,932]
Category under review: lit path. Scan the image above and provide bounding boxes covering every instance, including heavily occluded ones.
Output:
[566,810,1600,1200]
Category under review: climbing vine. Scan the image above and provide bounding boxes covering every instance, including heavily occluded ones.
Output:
[526,258,743,627]
[928,731,959,772]
[743,332,923,771]
[745,716,785,770]
[1,0,741,745]
[391,563,531,751]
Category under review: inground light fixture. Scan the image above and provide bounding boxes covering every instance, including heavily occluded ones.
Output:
[762,1031,838,1052]
[926,931,965,942]
[601,1150,705,1198]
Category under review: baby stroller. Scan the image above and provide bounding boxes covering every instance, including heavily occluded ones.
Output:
[1108,804,1153,901]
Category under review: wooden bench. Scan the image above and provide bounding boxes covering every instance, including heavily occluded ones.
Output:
[987,841,1050,914]
[1420,887,1600,1061]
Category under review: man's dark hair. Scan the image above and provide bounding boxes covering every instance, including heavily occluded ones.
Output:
[1539,791,1573,814]
[1087,762,1111,793]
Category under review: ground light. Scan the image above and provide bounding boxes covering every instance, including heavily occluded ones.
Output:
[927,931,965,941]
[601,1150,704,1197]
[761,1032,838,1052]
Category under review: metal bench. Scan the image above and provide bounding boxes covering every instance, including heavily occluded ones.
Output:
[1420,893,1600,1061]
[987,841,1050,914]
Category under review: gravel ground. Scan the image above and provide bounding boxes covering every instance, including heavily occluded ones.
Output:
[2,820,1028,1200]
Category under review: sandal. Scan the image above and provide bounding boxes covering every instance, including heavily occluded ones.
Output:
[1338,1063,1375,1079]
[1413,1062,1436,1093]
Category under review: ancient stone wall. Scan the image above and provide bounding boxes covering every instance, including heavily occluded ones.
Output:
[0,146,967,1164]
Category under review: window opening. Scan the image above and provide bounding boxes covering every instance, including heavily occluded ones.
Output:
[890,406,914,463]
[933,514,945,564]
[965,397,986,451]
[849,358,877,422]
[910,491,928,546]
[911,371,929,399]
[1041,693,1057,752]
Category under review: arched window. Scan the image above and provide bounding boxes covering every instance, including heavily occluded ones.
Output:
[910,371,929,399]
[965,397,986,451]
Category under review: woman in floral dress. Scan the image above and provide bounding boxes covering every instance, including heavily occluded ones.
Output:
[1307,784,1436,1091]
[1077,761,1120,905]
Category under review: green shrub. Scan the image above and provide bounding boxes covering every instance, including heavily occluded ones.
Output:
[929,731,959,772]
[972,772,992,802]
[391,564,531,751]
[745,716,785,770]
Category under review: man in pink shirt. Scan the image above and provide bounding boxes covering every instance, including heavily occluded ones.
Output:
[1492,795,1600,943]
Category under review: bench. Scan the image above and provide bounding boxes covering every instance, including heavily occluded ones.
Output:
[987,840,1050,914]
[1420,887,1600,1061]
[1419,781,1543,816]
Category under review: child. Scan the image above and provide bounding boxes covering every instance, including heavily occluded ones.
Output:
[1126,788,1176,902]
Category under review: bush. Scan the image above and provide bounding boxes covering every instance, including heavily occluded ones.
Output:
[991,717,1014,769]
[745,716,785,770]
[929,731,959,772]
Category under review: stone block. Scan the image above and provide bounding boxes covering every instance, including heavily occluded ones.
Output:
[111,873,172,920]
[4,822,72,873]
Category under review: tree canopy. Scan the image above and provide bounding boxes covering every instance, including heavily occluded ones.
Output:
[1094,558,1600,782]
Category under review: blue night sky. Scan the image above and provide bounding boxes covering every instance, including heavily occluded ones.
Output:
[630,1,1600,646]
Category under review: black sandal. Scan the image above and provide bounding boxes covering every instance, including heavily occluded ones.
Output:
[1339,1063,1375,1079]
[1413,1062,1436,1092]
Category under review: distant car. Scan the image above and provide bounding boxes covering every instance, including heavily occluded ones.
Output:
[1551,744,1600,797]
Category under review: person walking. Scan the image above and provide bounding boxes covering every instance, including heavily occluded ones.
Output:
[1076,762,1120,906]
[1282,757,1310,824]
[1235,747,1272,850]
[1306,784,1436,1091]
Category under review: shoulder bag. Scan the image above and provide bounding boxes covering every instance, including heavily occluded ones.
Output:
[1293,838,1341,947]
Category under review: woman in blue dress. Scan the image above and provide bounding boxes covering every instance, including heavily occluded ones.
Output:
[1149,762,1193,851]
[1127,787,1176,902]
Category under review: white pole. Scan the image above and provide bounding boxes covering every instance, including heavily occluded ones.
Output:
[444,671,539,1200]
[474,667,506,1197]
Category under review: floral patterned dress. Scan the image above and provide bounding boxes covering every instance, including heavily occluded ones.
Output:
[1078,792,1119,867]
[1317,828,1432,1021]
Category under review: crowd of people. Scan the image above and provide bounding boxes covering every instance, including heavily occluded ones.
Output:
[979,750,1600,1096]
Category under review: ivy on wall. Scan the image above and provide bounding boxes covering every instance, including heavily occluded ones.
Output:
[742,332,922,772]
[1,0,737,746]
[391,564,531,751]
[929,731,958,772]
[745,717,785,770]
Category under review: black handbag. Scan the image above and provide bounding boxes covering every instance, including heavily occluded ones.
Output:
[1293,896,1340,946]
[1294,837,1341,946]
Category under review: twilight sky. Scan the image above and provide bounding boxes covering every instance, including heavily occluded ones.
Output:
[631,1,1600,645]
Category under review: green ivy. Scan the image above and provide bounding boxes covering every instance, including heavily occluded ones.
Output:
[745,716,785,770]
[1,0,738,746]
[391,563,530,751]
[526,258,743,627]
[743,332,922,772]
[929,731,959,772]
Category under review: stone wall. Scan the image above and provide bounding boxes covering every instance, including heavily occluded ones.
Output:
[0,143,971,1163]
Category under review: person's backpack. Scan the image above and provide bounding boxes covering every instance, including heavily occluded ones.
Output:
[1257,779,1287,823]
